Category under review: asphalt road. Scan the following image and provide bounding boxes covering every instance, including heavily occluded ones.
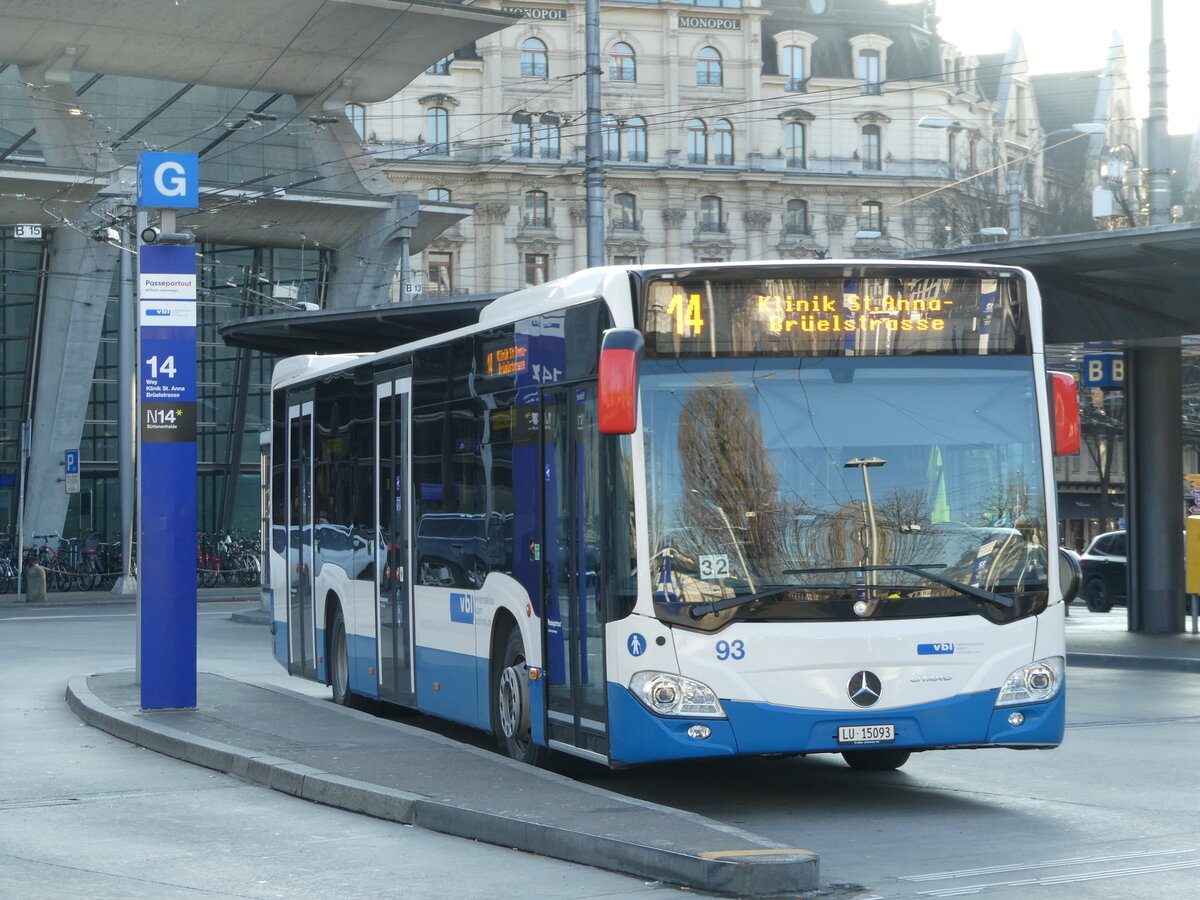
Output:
[6,600,1199,899]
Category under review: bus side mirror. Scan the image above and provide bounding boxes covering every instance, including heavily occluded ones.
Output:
[1049,371,1080,456]
[598,328,643,434]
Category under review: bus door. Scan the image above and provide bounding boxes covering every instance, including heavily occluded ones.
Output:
[542,382,609,760]
[286,398,317,679]
[376,375,415,705]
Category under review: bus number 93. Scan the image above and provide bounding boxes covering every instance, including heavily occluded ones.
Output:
[715,639,745,661]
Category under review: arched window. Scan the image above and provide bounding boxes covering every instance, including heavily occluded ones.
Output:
[688,119,707,164]
[861,124,882,170]
[613,193,637,230]
[625,117,647,162]
[610,42,636,82]
[426,107,449,153]
[699,195,723,232]
[697,47,722,86]
[785,122,806,168]
[524,190,549,227]
[781,45,805,91]
[860,200,883,233]
[785,199,808,234]
[345,103,366,138]
[427,187,451,202]
[511,117,533,157]
[602,115,621,160]
[713,119,734,165]
[521,38,548,77]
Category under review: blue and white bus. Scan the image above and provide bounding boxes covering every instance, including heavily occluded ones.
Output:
[267,260,1081,770]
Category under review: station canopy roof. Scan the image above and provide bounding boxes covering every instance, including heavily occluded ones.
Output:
[0,0,517,103]
[908,223,1200,346]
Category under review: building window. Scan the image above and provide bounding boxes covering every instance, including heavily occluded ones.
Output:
[524,190,550,227]
[785,122,806,168]
[525,253,549,286]
[969,135,979,172]
[345,103,366,138]
[694,0,741,7]
[781,45,805,91]
[699,195,723,232]
[511,118,533,157]
[538,118,560,159]
[785,199,808,234]
[613,193,637,230]
[625,117,647,161]
[688,119,707,164]
[947,130,957,174]
[521,38,549,77]
[857,49,882,94]
[427,187,451,202]
[613,254,641,266]
[697,47,722,86]
[427,252,453,295]
[610,42,636,82]
[602,116,620,160]
[426,55,452,75]
[861,124,881,170]
[860,200,883,233]
[713,119,734,165]
[426,107,449,153]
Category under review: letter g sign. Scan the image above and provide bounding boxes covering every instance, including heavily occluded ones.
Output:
[137,152,199,209]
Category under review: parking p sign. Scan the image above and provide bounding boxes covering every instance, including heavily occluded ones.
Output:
[137,152,199,209]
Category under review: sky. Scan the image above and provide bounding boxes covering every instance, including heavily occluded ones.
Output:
[931,0,1199,134]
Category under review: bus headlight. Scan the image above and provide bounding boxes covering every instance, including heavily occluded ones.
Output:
[995,656,1064,707]
[630,672,725,718]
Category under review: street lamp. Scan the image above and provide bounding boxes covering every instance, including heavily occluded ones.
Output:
[844,457,886,574]
[918,118,1105,238]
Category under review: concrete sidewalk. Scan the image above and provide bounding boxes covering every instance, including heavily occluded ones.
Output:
[59,596,1200,897]
[68,671,818,897]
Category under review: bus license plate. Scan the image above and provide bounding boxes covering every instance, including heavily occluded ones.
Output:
[838,724,895,744]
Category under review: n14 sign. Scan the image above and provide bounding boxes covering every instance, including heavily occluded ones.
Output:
[146,355,177,379]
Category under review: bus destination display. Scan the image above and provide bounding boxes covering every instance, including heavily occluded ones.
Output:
[643,270,1025,357]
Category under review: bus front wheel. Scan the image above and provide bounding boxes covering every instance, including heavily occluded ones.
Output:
[494,628,547,767]
[842,748,911,771]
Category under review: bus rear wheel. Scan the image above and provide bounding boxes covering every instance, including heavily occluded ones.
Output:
[842,748,911,771]
[330,608,353,707]
[494,628,547,767]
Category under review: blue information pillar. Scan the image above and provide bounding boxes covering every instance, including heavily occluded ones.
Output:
[137,152,199,709]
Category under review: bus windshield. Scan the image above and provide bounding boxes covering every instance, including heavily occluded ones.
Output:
[641,355,1049,629]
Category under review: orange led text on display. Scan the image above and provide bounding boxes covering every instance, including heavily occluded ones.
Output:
[485,344,528,376]
[756,293,953,334]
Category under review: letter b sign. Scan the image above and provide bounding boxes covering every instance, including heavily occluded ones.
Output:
[137,152,199,209]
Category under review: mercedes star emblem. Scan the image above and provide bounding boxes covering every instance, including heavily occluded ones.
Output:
[848,670,883,707]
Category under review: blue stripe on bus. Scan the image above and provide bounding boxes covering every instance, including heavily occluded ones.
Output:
[348,632,379,699]
[607,685,1065,764]
[415,646,488,730]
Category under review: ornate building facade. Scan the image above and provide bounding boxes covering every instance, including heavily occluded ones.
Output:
[362,0,1127,296]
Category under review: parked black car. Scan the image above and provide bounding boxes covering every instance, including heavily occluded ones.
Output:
[1079,530,1127,612]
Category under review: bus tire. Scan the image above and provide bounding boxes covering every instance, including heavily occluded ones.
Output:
[494,628,547,767]
[330,607,354,707]
[1083,578,1113,613]
[842,748,911,771]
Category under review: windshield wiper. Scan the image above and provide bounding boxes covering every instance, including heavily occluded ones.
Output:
[688,585,813,620]
[782,564,1014,609]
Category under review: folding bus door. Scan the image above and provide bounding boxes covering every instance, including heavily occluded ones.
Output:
[541,382,609,760]
[286,399,317,679]
[376,375,415,705]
